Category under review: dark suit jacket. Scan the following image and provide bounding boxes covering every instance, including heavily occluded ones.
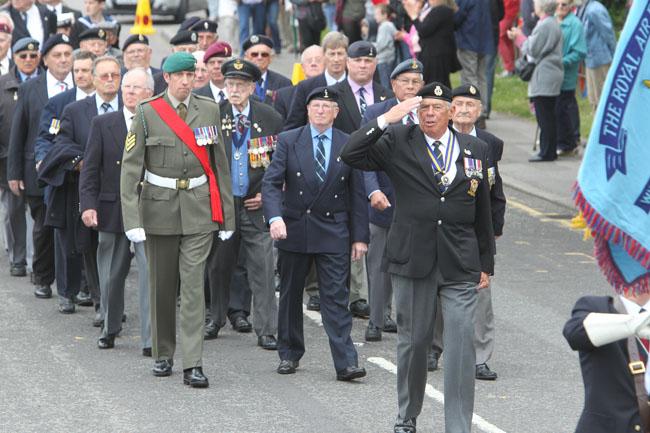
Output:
[79,111,127,233]
[360,97,398,228]
[341,120,494,280]
[331,79,393,134]
[262,125,369,254]
[153,71,167,95]
[273,86,295,119]
[221,99,283,230]
[0,66,22,161]
[476,128,506,237]
[2,4,56,43]
[261,69,292,105]
[7,73,49,196]
[563,296,644,433]
[284,73,327,131]
[34,87,77,162]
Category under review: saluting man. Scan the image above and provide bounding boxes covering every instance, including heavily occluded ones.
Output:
[120,52,235,388]
[204,58,282,349]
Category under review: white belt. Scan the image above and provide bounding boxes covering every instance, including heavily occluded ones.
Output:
[144,170,207,190]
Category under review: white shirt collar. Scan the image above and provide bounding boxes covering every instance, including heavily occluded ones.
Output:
[209,81,227,102]
[324,70,346,86]
[46,70,74,98]
[232,101,250,117]
[452,124,477,137]
[75,87,94,101]
[95,94,119,113]
[424,127,451,147]
[620,296,650,315]
[260,71,268,83]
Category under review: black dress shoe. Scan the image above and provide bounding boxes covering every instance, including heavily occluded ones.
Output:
[10,264,26,277]
[183,367,209,388]
[476,363,498,380]
[336,366,367,381]
[427,353,439,372]
[58,296,75,314]
[204,320,220,340]
[277,359,298,374]
[232,316,252,333]
[258,335,278,350]
[349,299,370,318]
[306,295,320,311]
[152,359,173,377]
[74,291,93,307]
[142,347,152,357]
[34,285,52,299]
[365,322,382,342]
[394,418,417,433]
[383,316,397,333]
[97,334,115,349]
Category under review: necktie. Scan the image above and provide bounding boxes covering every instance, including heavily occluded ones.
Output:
[431,140,446,193]
[236,114,248,136]
[57,81,68,92]
[218,90,225,103]
[315,135,327,184]
[406,112,415,126]
[177,102,187,121]
[20,12,27,25]
[100,102,113,114]
[358,87,367,116]
[256,79,265,100]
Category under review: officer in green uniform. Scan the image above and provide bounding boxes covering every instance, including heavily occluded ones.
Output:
[120,52,235,388]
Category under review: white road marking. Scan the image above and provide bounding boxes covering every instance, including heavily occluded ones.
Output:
[367,357,508,433]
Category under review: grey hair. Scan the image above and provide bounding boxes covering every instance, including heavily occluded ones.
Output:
[123,67,155,91]
[91,55,121,76]
[534,0,558,15]
[301,45,323,63]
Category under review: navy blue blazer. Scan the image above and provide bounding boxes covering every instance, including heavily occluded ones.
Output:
[35,87,77,162]
[79,111,127,233]
[331,79,393,134]
[273,86,295,119]
[563,296,644,433]
[360,97,398,228]
[262,69,292,105]
[262,125,369,254]
[7,73,49,196]
[284,73,328,131]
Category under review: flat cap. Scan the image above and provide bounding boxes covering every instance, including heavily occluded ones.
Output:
[347,40,376,58]
[452,83,481,100]
[179,16,201,30]
[162,51,197,73]
[204,41,232,62]
[79,27,107,42]
[13,37,39,54]
[123,34,149,51]
[242,34,273,52]
[221,58,261,82]
[306,86,338,104]
[170,30,198,46]
[191,19,218,33]
[41,34,72,57]
[391,58,423,79]
[0,23,11,34]
[416,82,452,102]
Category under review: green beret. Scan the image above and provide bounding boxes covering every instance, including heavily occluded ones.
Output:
[162,52,197,73]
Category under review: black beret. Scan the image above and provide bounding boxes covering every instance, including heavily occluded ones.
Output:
[306,86,338,104]
[13,37,39,54]
[347,40,376,58]
[242,34,273,52]
[190,19,218,33]
[221,58,261,82]
[452,84,481,100]
[79,27,107,42]
[390,58,423,79]
[170,30,197,46]
[416,82,452,102]
[41,34,73,57]
[179,16,201,30]
[122,34,149,51]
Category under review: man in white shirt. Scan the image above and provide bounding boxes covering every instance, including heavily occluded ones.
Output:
[2,0,56,45]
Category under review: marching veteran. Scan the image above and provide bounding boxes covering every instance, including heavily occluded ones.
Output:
[120,52,235,388]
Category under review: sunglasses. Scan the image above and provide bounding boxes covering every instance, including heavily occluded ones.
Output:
[249,52,270,58]
[18,53,38,59]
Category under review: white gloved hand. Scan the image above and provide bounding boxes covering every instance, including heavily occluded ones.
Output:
[584,311,650,347]
[218,230,234,241]
[125,228,146,243]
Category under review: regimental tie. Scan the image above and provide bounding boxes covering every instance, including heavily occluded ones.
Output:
[218,90,226,103]
[176,102,187,121]
[57,81,68,93]
[236,114,248,136]
[405,112,415,126]
[315,134,327,184]
[431,141,446,193]
[358,87,367,116]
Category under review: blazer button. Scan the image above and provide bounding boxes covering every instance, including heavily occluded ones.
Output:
[326,212,330,216]
[116,161,120,165]
[297,172,301,177]
[437,220,442,226]
[299,191,303,195]
[635,425,641,432]
[334,194,338,198]
[440,197,445,202]
[340,176,345,181]
[306,209,311,214]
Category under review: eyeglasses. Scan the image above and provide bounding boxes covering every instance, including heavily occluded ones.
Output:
[249,52,270,58]
[18,53,38,59]
[97,72,120,81]
[394,78,423,86]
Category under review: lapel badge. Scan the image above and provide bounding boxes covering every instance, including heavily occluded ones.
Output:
[469,85,477,95]
[464,149,471,155]
[380,95,386,101]
[434,86,443,97]
[366,127,375,136]
[468,178,479,197]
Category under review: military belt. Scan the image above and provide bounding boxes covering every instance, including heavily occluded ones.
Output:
[144,170,207,190]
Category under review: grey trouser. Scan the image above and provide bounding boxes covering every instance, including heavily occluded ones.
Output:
[146,232,213,369]
[368,223,392,326]
[457,48,488,117]
[393,271,477,433]
[432,283,495,365]
[97,232,151,348]
[0,187,27,266]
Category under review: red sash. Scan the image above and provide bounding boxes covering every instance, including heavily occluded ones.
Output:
[149,97,224,224]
